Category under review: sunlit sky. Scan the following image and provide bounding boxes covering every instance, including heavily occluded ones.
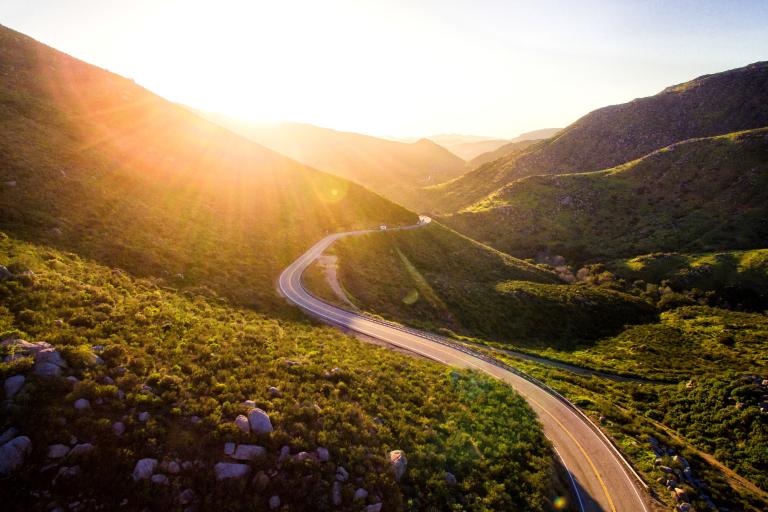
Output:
[3,0,767,138]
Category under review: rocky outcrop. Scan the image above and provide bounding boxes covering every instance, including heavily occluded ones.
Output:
[214,462,251,481]
[132,458,157,481]
[232,444,266,461]
[2,339,68,377]
[247,408,273,434]
[0,436,32,474]
[4,375,25,398]
[388,450,407,482]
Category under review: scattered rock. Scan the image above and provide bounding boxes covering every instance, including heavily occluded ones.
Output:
[445,472,457,486]
[0,427,18,445]
[354,488,368,501]
[179,489,196,505]
[0,436,32,475]
[112,422,125,436]
[68,443,94,457]
[214,462,251,481]
[268,386,282,397]
[336,465,349,482]
[54,465,81,483]
[243,399,256,408]
[232,444,266,461]
[151,474,169,485]
[132,458,158,481]
[190,415,201,425]
[234,415,250,433]
[0,265,12,280]
[295,451,316,462]
[389,450,407,482]
[247,408,273,434]
[331,481,342,506]
[317,446,330,462]
[165,461,181,474]
[34,362,63,377]
[4,375,25,399]
[47,444,71,459]
[269,495,280,510]
[138,411,150,422]
[278,445,291,462]
[73,399,90,411]
[366,504,382,512]
[224,442,236,456]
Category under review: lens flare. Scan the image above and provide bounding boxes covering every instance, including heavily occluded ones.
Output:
[553,496,568,510]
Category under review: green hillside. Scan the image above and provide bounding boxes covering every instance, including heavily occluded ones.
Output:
[467,139,541,168]
[0,24,416,310]
[426,61,768,213]
[322,223,655,348]
[0,232,555,511]
[444,129,768,262]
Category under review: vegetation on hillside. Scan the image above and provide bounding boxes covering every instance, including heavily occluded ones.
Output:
[0,233,556,511]
[444,129,768,262]
[0,24,416,311]
[323,223,655,349]
[423,61,768,213]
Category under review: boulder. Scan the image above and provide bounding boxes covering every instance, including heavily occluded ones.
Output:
[247,408,273,434]
[331,481,342,506]
[295,451,316,462]
[4,375,25,398]
[34,361,63,377]
[268,386,282,397]
[166,461,181,474]
[234,415,250,433]
[224,442,236,456]
[0,427,18,445]
[132,458,157,481]
[151,474,169,485]
[317,447,330,462]
[232,444,266,461]
[179,489,196,505]
[47,444,71,459]
[269,495,281,510]
[366,504,383,512]
[278,445,291,462]
[389,450,407,481]
[138,412,150,422]
[214,462,251,481]
[69,443,94,457]
[73,398,90,411]
[112,422,125,436]
[243,399,256,408]
[445,472,457,486]
[0,436,32,475]
[354,488,368,501]
[336,465,349,482]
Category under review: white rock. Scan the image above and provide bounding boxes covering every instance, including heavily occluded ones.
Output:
[138,412,150,422]
[4,375,25,398]
[47,444,70,459]
[151,474,169,485]
[0,436,32,475]
[112,422,125,436]
[34,362,63,377]
[267,386,282,397]
[0,428,18,445]
[66,376,79,384]
[132,458,157,481]
[234,415,250,433]
[389,450,407,482]
[243,399,256,408]
[224,442,236,456]
[232,444,266,461]
[69,443,94,457]
[73,398,90,411]
[214,462,251,481]
[366,504,382,512]
[354,488,368,501]
[317,447,330,462]
[247,408,273,434]
[269,495,280,510]
[336,465,349,482]
[331,481,342,506]
[179,488,195,505]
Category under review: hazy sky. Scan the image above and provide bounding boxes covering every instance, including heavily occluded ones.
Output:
[3,0,767,138]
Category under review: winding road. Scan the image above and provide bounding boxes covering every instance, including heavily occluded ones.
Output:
[278,217,652,512]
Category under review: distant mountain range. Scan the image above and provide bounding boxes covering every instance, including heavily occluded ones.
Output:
[197,115,466,210]
[426,128,560,160]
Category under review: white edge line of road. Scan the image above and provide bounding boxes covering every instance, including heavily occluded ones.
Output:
[278,219,652,512]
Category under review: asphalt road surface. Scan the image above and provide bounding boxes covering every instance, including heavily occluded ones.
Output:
[278,217,652,512]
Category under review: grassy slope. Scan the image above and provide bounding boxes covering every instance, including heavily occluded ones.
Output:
[327,223,655,349]
[197,116,466,211]
[0,25,416,310]
[444,129,768,262]
[0,233,555,512]
[424,61,768,213]
[467,139,540,168]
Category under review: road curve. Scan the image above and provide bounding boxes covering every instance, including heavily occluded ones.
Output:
[278,218,651,512]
